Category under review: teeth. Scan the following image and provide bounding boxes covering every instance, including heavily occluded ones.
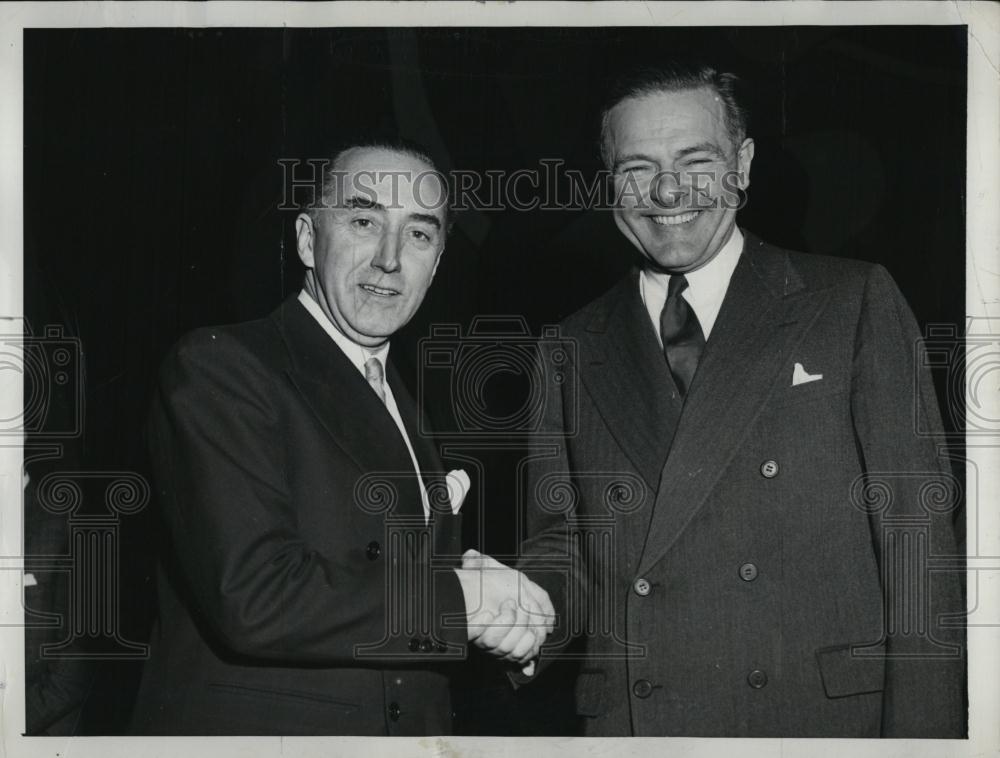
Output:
[651,212,699,226]
[361,284,398,296]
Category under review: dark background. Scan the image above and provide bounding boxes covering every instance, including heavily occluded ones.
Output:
[23,26,967,735]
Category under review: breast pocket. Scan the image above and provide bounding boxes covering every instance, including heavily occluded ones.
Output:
[771,375,847,411]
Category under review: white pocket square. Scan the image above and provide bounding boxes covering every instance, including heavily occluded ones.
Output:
[445,469,471,515]
[792,362,823,386]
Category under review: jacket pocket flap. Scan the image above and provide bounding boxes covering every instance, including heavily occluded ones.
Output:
[208,681,360,710]
[815,642,886,699]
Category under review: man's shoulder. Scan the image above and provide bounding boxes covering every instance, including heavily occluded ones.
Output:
[557,269,637,336]
[547,234,894,340]
[746,234,882,293]
[160,307,288,384]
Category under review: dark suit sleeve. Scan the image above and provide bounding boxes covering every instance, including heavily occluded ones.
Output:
[148,330,468,664]
[850,265,966,737]
[513,339,590,684]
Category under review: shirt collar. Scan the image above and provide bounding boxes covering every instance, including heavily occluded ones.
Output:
[639,226,744,340]
[297,290,390,376]
[682,225,743,302]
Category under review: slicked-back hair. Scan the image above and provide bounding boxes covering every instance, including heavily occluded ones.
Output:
[307,138,452,232]
[599,62,750,169]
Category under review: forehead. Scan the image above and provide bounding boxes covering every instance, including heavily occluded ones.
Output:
[608,87,730,157]
[334,147,446,218]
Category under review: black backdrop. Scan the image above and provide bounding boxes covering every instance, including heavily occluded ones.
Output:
[24,26,967,735]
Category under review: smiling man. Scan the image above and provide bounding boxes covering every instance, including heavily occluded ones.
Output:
[513,64,966,737]
[130,142,553,736]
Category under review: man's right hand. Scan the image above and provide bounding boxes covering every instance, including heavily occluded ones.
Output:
[454,549,554,665]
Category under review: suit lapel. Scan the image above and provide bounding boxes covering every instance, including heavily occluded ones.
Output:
[387,362,464,563]
[274,298,424,521]
[636,234,832,575]
[574,270,683,493]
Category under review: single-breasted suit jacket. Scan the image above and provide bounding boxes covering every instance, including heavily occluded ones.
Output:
[519,231,965,737]
[130,296,467,735]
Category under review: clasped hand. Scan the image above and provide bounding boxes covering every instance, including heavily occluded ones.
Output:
[455,549,554,669]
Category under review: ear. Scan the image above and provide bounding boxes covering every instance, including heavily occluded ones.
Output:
[736,138,755,190]
[295,213,316,268]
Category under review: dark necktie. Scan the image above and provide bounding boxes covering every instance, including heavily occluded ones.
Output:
[659,274,705,396]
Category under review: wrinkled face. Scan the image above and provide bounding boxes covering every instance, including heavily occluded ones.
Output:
[295,147,447,347]
[607,87,754,273]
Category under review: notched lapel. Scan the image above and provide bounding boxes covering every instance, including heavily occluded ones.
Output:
[386,363,460,551]
[575,270,683,493]
[637,238,832,575]
[274,299,424,521]
[387,366,463,563]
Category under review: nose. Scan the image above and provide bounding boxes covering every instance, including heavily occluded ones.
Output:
[650,171,687,209]
[370,230,402,273]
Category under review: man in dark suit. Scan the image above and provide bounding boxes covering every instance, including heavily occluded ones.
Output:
[130,143,553,735]
[513,64,966,737]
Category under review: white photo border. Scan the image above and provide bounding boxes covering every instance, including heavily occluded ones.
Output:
[1,3,997,757]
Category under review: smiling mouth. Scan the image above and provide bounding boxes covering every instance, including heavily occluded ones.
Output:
[649,211,700,226]
[359,283,400,297]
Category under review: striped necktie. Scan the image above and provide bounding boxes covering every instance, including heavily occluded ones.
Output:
[364,356,386,404]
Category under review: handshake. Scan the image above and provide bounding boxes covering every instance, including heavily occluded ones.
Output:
[454,549,555,675]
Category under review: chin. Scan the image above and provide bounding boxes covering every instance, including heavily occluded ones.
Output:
[361,316,409,339]
[643,246,701,271]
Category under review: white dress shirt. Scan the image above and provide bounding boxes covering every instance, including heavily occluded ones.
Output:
[639,226,744,345]
[298,290,431,523]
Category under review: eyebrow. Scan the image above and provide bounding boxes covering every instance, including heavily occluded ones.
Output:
[614,142,729,169]
[409,212,442,231]
[343,195,441,231]
[343,195,385,212]
[676,142,729,159]
[613,153,657,170]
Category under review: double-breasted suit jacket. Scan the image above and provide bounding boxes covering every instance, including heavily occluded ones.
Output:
[519,232,965,737]
[130,296,467,735]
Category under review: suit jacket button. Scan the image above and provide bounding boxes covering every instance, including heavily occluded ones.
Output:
[760,460,779,478]
[632,679,654,698]
[633,578,652,596]
[366,541,381,560]
[420,639,434,653]
[739,563,758,581]
[747,669,768,689]
[408,637,420,652]
[388,701,401,721]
